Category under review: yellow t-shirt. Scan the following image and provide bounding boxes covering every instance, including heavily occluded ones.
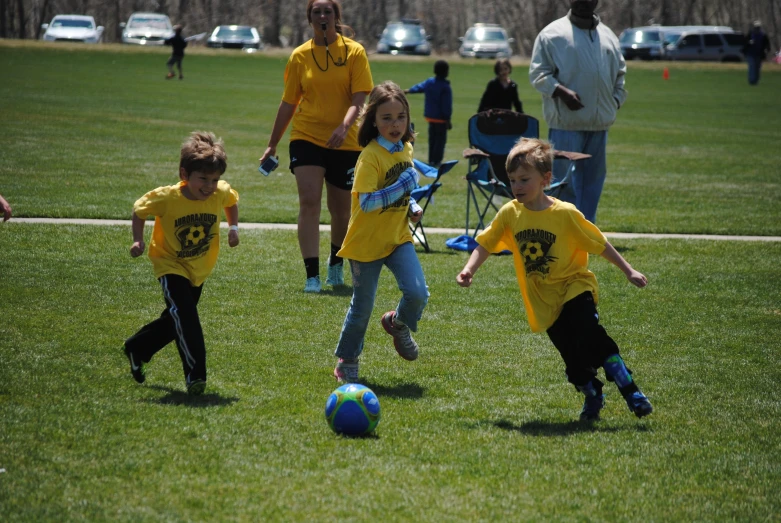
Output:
[282,36,374,150]
[133,180,239,287]
[476,199,607,332]
[338,140,414,262]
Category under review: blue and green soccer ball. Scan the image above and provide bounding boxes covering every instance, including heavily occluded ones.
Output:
[325,384,381,436]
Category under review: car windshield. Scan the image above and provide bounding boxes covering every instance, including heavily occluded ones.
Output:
[128,17,171,30]
[465,27,506,42]
[51,19,94,29]
[620,30,662,44]
[383,24,424,42]
[663,32,683,45]
[216,26,255,38]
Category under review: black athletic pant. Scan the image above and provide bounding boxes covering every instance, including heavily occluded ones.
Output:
[125,274,206,383]
[546,291,620,393]
[428,122,448,166]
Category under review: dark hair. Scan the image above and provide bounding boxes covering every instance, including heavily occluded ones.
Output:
[494,58,512,75]
[180,131,227,175]
[306,0,355,37]
[357,81,415,147]
[434,60,449,78]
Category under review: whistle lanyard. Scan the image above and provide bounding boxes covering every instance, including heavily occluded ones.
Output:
[311,33,348,72]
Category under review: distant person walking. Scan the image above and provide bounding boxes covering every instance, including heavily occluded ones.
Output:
[405,60,453,167]
[258,0,373,293]
[529,0,626,224]
[164,25,187,80]
[478,58,523,114]
[744,21,771,85]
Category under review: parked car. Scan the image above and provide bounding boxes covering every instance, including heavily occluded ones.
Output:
[619,26,667,60]
[458,23,513,59]
[665,27,745,62]
[376,19,431,56]
[120,12,174,45]
[206,25,263,50]
[40,15,104,44]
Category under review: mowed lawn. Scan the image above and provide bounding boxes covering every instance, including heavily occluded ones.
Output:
[1,41,780,235]
[0,42,780,521]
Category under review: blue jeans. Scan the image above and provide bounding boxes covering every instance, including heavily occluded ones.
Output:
[548,129,608,224]
[747,55,762,85]
[334,242,429,361]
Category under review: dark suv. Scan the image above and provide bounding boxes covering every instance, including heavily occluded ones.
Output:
[376,19,431,56]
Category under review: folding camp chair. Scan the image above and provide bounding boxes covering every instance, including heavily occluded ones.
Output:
[409,158,459,253]
[463,109,539,237]
[462,109,591,237]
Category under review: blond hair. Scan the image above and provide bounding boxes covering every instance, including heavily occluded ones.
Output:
[505,137,553,176]
[180,131,227,175]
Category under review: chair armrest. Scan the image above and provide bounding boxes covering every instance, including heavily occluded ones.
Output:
[463,148,490,159]
[553,150,591,161]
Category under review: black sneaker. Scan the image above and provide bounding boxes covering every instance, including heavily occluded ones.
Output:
[123,345,146,384]
[626,391,653,418]
[186,377,206,396]
[580,393,605,421]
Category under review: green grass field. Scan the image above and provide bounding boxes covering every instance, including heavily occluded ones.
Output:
[1,42,780,521]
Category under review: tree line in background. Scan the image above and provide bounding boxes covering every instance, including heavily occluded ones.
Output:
[3,0,779,55]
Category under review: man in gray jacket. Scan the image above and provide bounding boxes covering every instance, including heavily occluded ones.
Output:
[529,0,626,223]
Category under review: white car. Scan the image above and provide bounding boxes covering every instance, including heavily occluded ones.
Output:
[41,15,104,44]
[458,23,514,59]
[120,12,174,45]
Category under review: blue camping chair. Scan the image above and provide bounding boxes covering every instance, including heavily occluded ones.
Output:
[462,109,590,238]
[463,110,539,237]
[409,158,459,252]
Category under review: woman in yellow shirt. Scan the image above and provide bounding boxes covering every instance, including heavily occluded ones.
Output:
[259,0,373,293]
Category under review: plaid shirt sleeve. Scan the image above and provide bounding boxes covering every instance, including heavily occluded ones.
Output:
[359,167,418,213]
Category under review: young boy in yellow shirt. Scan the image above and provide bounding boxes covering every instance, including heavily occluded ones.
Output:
[124,131,239,395]
[457,138,652,420]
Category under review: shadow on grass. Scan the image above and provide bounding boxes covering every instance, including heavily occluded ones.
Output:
[361,379,425,400]
[318,285,354,297]
[144,385,240,407]
[483,418,651,436]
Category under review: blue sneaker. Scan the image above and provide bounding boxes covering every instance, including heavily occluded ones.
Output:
[580,393,605,421]
[325,263,344,286]
[626,391,653,418]
[304,276,322,293]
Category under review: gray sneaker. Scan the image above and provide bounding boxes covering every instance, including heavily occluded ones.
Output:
[334,358,359,383]
[381,311,419,361]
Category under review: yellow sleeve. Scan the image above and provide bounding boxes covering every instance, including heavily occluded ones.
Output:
[282,53,303,105]
[476,205,515,253]
[352,149,380,194]
[570,210,607,255]
[350,44,374,95]
[133,186,169,219]
[218,180,239,207]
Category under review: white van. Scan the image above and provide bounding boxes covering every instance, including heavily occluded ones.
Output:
[664,27,746,62]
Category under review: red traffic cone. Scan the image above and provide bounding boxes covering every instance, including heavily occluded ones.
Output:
[662,67,670,80]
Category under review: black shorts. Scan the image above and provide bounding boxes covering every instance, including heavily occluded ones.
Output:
[289,140,360,191]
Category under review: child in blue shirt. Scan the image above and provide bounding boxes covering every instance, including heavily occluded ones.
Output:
[405,60,452,167]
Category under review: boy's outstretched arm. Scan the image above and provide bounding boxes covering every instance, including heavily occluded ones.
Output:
[130,213,146,257]
[457,245,491,287]
[225,204,239,247]
[600,241,647,288]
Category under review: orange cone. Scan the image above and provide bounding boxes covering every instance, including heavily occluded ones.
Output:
[662,67,670,80]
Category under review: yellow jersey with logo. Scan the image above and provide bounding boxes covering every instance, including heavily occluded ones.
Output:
[282,36,374,151]
[476,199,607,332]
[338,140,414,262]
[133,180,239,287]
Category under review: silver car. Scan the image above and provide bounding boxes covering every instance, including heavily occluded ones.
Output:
[120,12,174,45]
[206,25,263,51]
[41,15,104,43]
[665,28,745,62]
[459,23,514,59]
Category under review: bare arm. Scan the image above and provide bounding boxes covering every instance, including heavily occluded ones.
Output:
[130,213,146,257]
[325,91,368,149]
[0,194,11,222]
[600,241,647,288]
[456,245,491,287]
[259,100,298,165]
[225,204,239,247]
